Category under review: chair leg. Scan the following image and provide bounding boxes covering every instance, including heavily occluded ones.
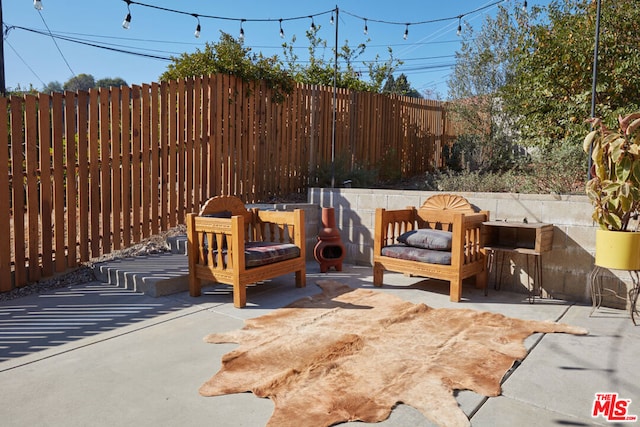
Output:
[295,268,306,288]
[475,268,488,294]
[233,283,247,308]
[450,277,462,302]
[373,263,384,287]
[189,274,201,297]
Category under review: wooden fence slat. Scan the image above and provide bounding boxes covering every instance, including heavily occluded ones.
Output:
[150,82,160,234]
[10,96,26,286]
[24,96,40,281]
[141,84,151,238]
[0,97,11,290]
[131,85,142,242]
[64,92,77,266]
[185,78,194,214]
[37,94,53,277]
[52,93,66,272]
[193,76,202,209]
[159,81,168,230]
[168,80,177,225]
[120,86,131,248]
[177,79,186,224]
[111,88,122,250]
[99,88,112,254]
[88,89,101,257]
[77,92,90,261]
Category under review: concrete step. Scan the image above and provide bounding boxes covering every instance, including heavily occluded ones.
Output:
[91,250,189,297]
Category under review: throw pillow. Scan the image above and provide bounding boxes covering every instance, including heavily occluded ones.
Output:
[397,228,453,251]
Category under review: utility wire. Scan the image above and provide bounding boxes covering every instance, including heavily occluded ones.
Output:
[36,9,76,77]
[4,37,46,87]
[10,25,172,61]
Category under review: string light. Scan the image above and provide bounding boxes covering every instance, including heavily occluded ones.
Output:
[193,14,201,38]
[110,2,506,41]
[33,0,43,10]
[122,0,132,29]
[523,1,528,11]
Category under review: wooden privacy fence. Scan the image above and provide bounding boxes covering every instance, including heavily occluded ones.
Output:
[0,73,453,291]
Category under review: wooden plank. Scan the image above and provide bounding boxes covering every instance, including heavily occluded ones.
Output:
[131,85,141,242]
[141,84,151,238]
[77,91,90,261]
[0,97,11,290]
[212,74,222,196]
[220,74,229,195]
[24,95,40,281]
[246,80,256,201]
[168,80,177,226]
[52,92,66,272]
[234,76,243,198]
[150,82,160,234]
[159,81,169,230]
[99,88,112,254]
[88,89,101,257]
[37,94,53,276]
[193,76,203,210]
[229,76,244,196]
[177,78,186,224]
[10,96,26,286]
[120,86,131,248]
[185,77,194,215]
[111,87,122,250]
[65,92,77,266]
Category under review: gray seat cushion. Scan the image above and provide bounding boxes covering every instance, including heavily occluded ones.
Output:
[381,244,451,265]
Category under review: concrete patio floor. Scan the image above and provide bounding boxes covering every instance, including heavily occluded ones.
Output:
[0,260,638,427]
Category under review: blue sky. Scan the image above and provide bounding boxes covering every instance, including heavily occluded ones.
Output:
[3,0,549,98]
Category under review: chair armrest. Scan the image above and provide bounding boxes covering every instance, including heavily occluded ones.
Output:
[374,208,416,253]
[254,209,305,255]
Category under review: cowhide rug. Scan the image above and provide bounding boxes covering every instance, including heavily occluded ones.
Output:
[200,280,588,427]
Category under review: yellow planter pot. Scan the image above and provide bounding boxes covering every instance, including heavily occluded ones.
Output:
[595,229,640,270]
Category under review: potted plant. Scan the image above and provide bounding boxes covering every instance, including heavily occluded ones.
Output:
[584,112,640,269]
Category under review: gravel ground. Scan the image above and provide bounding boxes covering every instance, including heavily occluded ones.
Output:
[0,225,187,302]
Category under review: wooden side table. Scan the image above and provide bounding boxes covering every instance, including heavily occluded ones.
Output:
[481,221,554,303]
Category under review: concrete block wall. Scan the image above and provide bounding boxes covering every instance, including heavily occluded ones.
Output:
[308,188,633,308]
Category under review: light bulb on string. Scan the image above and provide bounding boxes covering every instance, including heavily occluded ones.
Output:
[279,19,284,38]
[330,12,334,25]
[363,19,368,35]
[403,24,409,40]
[193,15,201,38]
[239,20,245,42]
[523,1,528,12]
[122,0,132,29]
[33,0,43,10]
[309,16,316,31]
[456,16,462,36]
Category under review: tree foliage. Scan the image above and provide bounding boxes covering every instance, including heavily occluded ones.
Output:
[501,0,640,148]
[382,74,422,98]
[161,32,294,101]
[446,0,640,188]
[63,73,96,92]
[282,26,401,92]
[447,4,522,171]
[42,81,63,94]
[96,77,128,88]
